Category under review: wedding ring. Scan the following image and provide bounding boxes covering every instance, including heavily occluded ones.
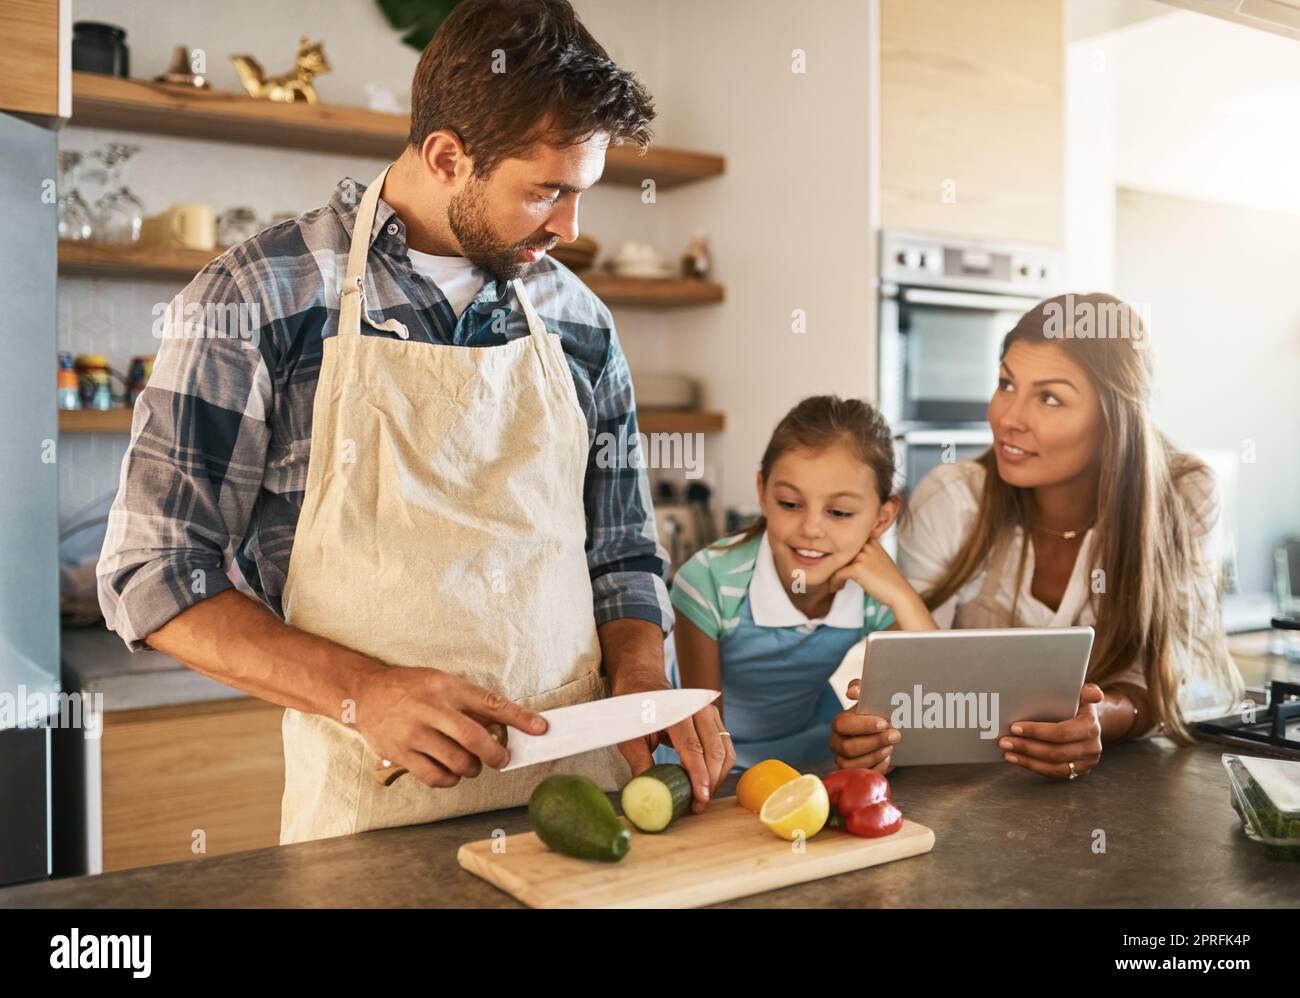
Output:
[1068,760,1078,780]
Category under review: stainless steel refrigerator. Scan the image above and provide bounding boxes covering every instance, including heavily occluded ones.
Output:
[0,108,62,886]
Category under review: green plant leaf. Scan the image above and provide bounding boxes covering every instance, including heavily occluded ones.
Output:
[377,0,464,50]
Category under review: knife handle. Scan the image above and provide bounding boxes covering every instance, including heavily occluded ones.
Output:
[373,720,508,787]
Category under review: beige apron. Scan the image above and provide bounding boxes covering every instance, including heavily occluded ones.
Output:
[953,532,1020,629]
[278,165,630,845]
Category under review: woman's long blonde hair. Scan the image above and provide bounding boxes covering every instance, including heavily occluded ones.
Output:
[921,293,1242,742]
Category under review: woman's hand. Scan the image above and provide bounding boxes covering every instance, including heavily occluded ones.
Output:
[828,678,899,773]
[999,683,1104,779]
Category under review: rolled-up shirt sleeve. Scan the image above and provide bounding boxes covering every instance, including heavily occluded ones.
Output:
[97,262,274,651]
[583,324,673,634]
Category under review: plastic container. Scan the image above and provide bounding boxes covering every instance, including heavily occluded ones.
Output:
[1222,753,1300,861]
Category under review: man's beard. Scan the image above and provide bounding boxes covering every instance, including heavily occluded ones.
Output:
[448,177,554,281]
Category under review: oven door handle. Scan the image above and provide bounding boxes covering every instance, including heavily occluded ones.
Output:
[891,287,1043,312]
[900,428,994,445]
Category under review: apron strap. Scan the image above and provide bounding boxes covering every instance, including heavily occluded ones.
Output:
[975,530,1016,607]
[339,164,409,340]
[511,278,549,338]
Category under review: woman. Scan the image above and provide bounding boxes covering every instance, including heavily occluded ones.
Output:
[830,293,1243,780]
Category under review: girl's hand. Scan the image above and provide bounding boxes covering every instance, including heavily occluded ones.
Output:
[829,537,911,606]
[998,683,1104,779]
[830,539,938,632]
[828,678,898,773]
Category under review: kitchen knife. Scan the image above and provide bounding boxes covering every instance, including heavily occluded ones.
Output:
[374,688,719,785]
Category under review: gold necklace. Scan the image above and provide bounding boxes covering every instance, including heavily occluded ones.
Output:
[1032,522,1092,541]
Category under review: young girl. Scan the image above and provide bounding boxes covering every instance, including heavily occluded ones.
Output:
[654,395,937,775]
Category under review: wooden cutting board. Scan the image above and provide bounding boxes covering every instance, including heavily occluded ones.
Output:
[457,795,935,908]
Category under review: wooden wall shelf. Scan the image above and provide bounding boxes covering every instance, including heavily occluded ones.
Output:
[59,241,725,307]
[581,274,724,308]
[59,402,723,436]
[638,410,726,434]
[59,240,216,281]
[70,72,724,188]
[60,408,134,434]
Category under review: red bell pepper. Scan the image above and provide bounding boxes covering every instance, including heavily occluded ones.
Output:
[821,769,903,838]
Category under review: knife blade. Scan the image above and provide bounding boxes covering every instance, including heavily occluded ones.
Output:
[500,687,719,772]
[373,688,719,785]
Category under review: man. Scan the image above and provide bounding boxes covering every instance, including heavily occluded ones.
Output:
[98,0,733,845]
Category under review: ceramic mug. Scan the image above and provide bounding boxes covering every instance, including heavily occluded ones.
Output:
[143,202,215,250]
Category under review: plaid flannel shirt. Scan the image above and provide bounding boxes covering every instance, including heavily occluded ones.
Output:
[98,176,672,652]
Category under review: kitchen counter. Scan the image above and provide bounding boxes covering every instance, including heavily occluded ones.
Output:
[3,736,1296,907]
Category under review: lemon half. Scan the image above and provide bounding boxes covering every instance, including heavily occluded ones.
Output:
[758,773,829,841]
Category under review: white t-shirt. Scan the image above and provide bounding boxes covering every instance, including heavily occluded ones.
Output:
[896,459,1224,693]
[405,248,486,318]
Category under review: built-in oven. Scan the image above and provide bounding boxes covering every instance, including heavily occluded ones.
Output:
[878,231,1062,493]
[895,428,996,494]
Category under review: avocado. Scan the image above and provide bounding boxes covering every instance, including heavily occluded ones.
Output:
[528,775,632,862]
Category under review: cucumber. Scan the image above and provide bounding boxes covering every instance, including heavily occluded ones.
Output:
[620,764,692,833]
[528,775,631,862]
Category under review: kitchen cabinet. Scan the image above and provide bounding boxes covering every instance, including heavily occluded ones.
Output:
[99,698,284,872]
[1,0,68,119]
[880,0,1064,246]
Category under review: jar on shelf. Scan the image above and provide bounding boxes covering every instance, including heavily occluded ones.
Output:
[217,207,261,247]
[74,354,114,411]
[126,355,155,406]
[92,144,146,245]
[71,22,129,78]
[57,352,81,410]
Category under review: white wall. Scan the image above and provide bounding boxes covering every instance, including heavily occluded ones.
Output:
[1063,30,1119,291]
[1094,8,1300,216]
[61,0,878,535]
[1115,187,1300,591]
[611,0,878,521]
[1066,6,1300,594]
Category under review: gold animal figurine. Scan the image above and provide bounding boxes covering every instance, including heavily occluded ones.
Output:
[230,36,332,104]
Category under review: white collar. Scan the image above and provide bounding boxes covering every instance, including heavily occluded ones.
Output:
[749,532,865,630]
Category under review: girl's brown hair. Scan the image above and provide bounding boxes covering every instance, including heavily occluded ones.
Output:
[920,292,1242,741]
[721,396,897,551]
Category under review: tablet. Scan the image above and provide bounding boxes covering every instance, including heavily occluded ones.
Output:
[844,627,1095,766]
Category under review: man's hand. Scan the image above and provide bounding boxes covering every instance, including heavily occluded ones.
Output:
[610,667,734,815]
[354,666,548,789]
[600,617,733,814]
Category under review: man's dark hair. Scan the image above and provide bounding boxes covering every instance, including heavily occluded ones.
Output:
[408,0,656,176]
